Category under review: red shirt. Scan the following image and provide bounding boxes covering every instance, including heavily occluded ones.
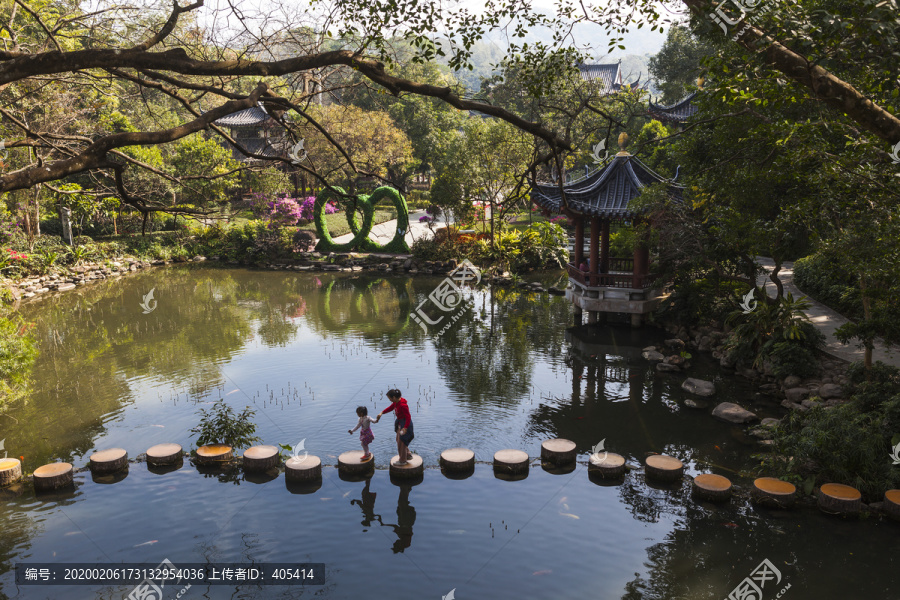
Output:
[381,398,412,428]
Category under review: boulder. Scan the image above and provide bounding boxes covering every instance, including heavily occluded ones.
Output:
[642,350,665,362]
[760,417,780,428]
[682,377,716,397]
[784,387,810,403]
[819,383,845,400]
[712,402,758,424]
[664,339,685,350]
[656,362,681,373]
[684,398,709,409]
[780,399,802,411]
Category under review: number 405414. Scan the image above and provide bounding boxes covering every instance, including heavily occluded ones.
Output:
[271,568,315,580]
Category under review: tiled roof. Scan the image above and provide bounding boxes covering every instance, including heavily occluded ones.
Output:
[214,103,274,126]
[578,63,622,90]
[530,154,683,219]
[647,92,700,123]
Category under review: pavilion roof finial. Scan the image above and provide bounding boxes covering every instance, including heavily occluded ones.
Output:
[616,132,631,156]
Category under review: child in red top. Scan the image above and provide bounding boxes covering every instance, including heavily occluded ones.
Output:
[376,389,414,465]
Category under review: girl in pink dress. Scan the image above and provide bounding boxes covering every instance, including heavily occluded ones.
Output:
[349,406,376,461]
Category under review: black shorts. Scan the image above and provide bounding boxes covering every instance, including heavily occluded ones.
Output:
[394,418,414,446]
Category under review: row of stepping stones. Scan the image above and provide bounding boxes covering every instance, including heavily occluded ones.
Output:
[2,442,898,519]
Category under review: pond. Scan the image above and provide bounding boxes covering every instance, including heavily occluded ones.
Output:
[1,265,898,599]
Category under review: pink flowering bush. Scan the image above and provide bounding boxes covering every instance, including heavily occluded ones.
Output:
[250,192,338,228]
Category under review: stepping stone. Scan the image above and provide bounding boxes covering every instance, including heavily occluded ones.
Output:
[751,477,796,508]
[682,378,716,397]
[90,448,128,474]
[712,402,758,424]
[540,439,576,465]
[692,473,733,502]
[338,451,375,476]
[588,452,626,479]
[493,449,530,475]
[0,458,22,486]
[817,483,862,515]
[195,445,233,464]
[33,462,74,492]
[644,454,684,482]
[285,455,322,482]
[884,490,900,520]
[146,443,183,466]
[389,454,424,478]
[440,448,475,472]
[242,445,279,472]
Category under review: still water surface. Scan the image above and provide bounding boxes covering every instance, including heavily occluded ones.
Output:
[1,265,898,599]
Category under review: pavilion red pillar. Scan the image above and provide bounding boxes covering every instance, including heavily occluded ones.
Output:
[574,218,584,268]
[589,216,600,286]
[600,218,610,274]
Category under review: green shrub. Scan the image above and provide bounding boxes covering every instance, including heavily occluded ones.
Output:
[190,400,261,450]
[793,254,860,318]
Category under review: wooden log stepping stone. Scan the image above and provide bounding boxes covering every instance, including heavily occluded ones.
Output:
[751,477,796,508]
[242,445,279,472]
[692,473,733,503]
[389,454,424,478]
[817,483,862,515]
[440,448,475,472]
[285,455,322,482]
[195,444,233,464]
[338,451,375,476]
[540,439,577,465]
[883,490,900,520]
[493,449,530,475]
[89,448,128,474]
[33,463,74,492]
[146,443,183,467]
[588,452,626,479]
[644,454,683,482]
[0,458,22,486]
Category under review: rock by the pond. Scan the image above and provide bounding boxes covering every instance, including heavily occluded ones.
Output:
[656,362,681,373]
[642,350,665,362]
[664,338,685,350]
[785,387,810,403]
[819,383,845,400]
[760,417,780,428]
[783,375,802,388]
[712,402,758,424]
[684,398,709,409]
[681,378,716,397]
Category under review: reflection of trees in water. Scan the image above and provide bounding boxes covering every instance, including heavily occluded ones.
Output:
[434,286,569,405]
[302,276,417,344]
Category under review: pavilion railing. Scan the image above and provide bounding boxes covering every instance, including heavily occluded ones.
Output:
[566,264,658,290]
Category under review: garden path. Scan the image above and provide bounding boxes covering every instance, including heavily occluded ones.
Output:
[331,209,442,247]
[756,257,900,367]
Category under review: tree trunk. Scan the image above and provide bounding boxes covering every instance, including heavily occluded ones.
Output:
[860,274,874,377]
[141,211,149,236]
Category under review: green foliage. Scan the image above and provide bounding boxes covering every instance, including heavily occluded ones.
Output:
[646,25,712,104]
[793,254,859,319]
[724,293,825,377]
[0,313,38,406]
[190,400,261,450]
[766,375,900,500]
[314,186,410,253]
[169,135,241,206]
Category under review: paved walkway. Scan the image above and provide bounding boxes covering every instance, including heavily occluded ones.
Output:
[756,257,900,367]
[332,210,442,246]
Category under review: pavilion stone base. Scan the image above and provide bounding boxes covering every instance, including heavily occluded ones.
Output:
[567,283,666,326]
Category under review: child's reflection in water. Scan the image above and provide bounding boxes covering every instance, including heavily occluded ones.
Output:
[350,478,417,553]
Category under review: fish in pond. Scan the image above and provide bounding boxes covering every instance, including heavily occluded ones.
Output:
[133,540,159,548]
[532,570,553,576]
[723,522,739,529]
[558,512,580,520]
[447,530,466,535]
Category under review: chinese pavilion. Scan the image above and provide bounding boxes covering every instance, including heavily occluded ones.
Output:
[530,134,683,327]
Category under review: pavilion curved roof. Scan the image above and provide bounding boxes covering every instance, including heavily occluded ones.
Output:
[530,153,683,219]
[647,92,699,123]
[214,103,276,126]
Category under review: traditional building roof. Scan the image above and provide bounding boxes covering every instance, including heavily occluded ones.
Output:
[647,92,699,124]
[214,103,276,127]
[578,63,623,90]
[530,152,683,219]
